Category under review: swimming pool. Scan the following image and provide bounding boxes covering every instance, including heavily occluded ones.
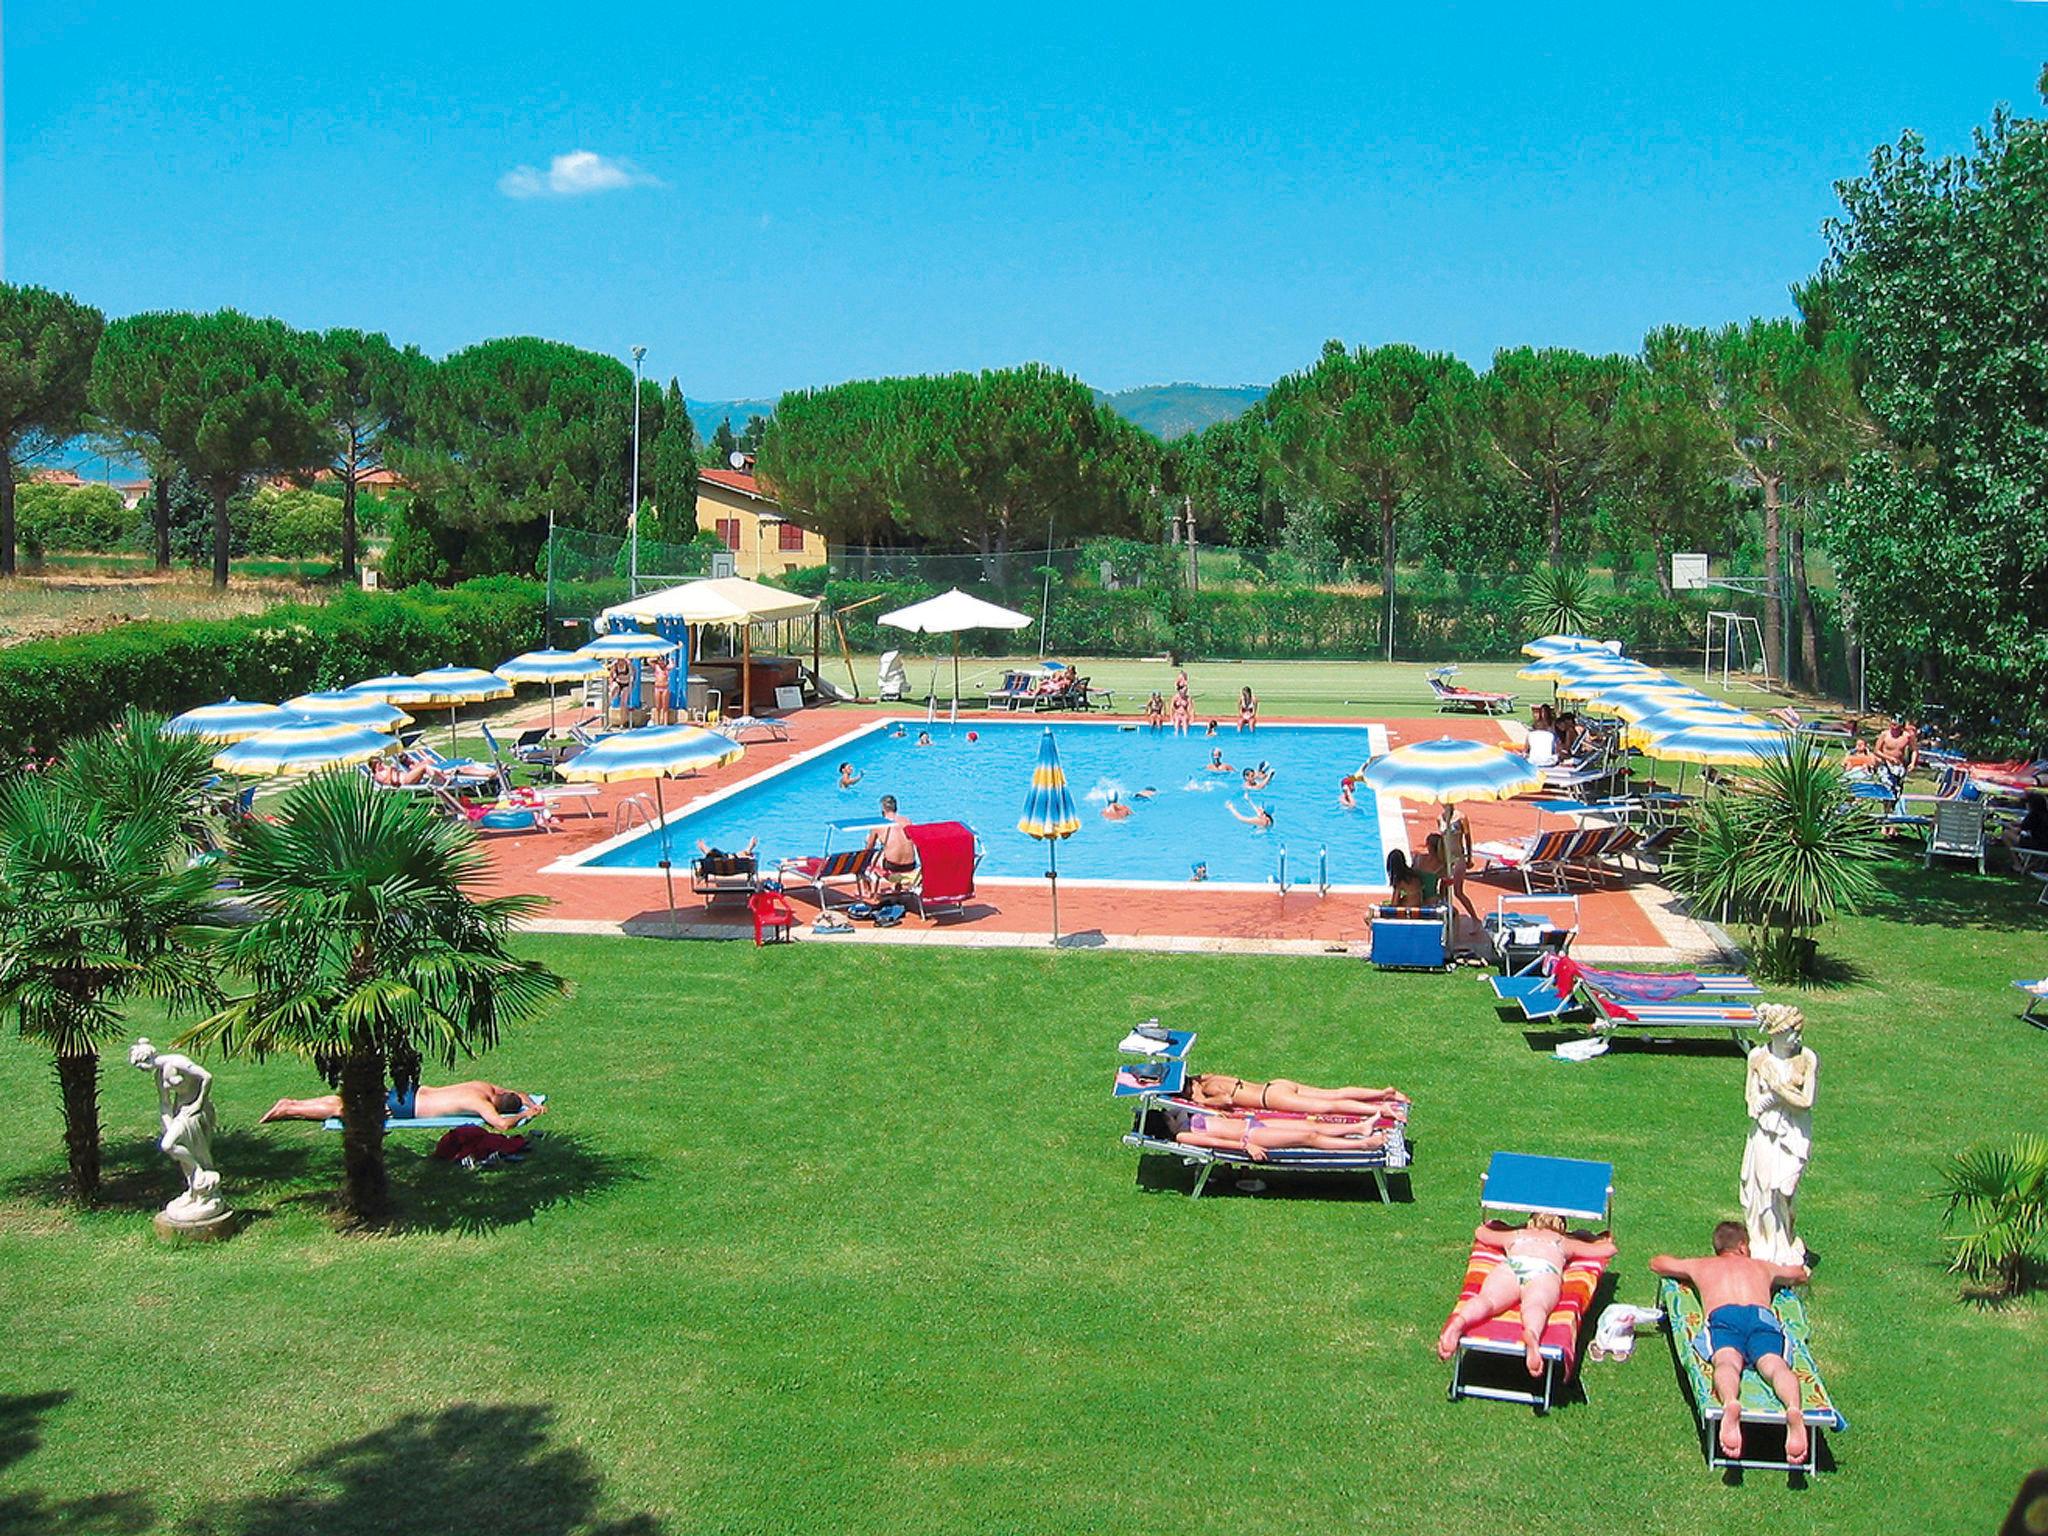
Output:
[562,717,1404,892]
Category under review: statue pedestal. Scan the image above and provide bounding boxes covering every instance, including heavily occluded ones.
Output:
[153,1209,239,1244]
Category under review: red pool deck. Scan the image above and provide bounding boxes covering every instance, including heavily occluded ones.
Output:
[485,707,1724,961]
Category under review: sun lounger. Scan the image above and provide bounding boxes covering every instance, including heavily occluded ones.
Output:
[1112,1041,1411,1201]
[1485,896,1579,973]
[322,1093,546,1131]
[1370,905,1449,969]
[2012,979,2048,1027]
[690,849,759,906]
[1426,666,1517,716]
[904,820,979,921]
[1489,964,1759,1026]
[1448,1152,1614,1411]
[722,715,790,742]
[1658,1277,1847,1473]
[777,845,881,908]
[1478,827,1637,891]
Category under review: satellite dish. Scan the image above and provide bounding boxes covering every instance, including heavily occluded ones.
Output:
[728,451,748,471]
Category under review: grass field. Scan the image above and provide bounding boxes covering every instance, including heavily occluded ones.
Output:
[0,567,329,648]
[2,858,2042,1535]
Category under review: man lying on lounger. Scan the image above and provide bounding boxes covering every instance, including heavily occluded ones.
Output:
[1437,1215,1616,1376]
[1651,1222,1814,1464]
[259,1080,547,1130]
[1163,1103,1390,1161]
[1185,1073,1407,1116]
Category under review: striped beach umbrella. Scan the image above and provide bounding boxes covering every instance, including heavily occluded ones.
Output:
[284,690,413,732]
[1634,720,1790,766]
[1575,684,1716,722]
[1552,663,1667,697]
[1516,654,1649,685]
[212,720,397,777]
[1017,726,1082,946]
[556,725,745,932]
[1623,706,1767,749]
[1357,736,1546,805]
[1520,634,1617,659]
[497,649,608,736]
[576,631,677,660]
[399,665,514,754]
[162,698,301,744]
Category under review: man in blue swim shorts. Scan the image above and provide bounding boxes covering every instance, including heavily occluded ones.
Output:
[1651,1221,1815,1464]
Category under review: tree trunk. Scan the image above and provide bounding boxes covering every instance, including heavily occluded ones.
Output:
[0,467,15,577]
[152,475,172,570]
[1546,478,1563,565]
[1650,530,1673,597]
[1791,522,1820,691]
[1761,468,1783,683]
[1380,495,1398,662]
[56,1051,101,1203]
[340,474,359,581]
[211,485,232,590]
[337,1049,390,1224]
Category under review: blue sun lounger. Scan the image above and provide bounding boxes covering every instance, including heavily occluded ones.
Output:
[2011,979,2048,1027]
[1659,1277,1848,1474]
[322,1094,546,1132]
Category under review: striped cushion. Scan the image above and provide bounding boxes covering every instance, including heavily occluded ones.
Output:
[1453,1242,1608,1367]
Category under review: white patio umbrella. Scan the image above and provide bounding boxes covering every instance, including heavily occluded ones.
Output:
[408,665,513,753]
[599,577,822,718]
[879,588,1034,704]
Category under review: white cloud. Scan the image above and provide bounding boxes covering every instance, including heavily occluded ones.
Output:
[499,151,661,200]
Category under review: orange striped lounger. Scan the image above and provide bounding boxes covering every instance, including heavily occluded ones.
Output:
[1447,1242,1610,1411]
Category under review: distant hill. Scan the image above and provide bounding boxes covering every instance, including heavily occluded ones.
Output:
[685,398,778,443]
[1096,383,1267,440]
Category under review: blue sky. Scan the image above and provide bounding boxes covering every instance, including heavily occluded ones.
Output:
[8,1,2047,398]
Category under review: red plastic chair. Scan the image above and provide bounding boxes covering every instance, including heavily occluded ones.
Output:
[748,887,795,946]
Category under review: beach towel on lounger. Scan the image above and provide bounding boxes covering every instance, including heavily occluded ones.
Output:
[1659,1279,1846,1436]
[1547,954,1702,1003]
[1452,1240,1609,1371]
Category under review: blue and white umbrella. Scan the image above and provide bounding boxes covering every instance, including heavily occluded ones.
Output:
[497,649,608,735]
[576,631,677,660]
[1357,736,1546,804]
[1520,634,1618,659]
[556,725,745,932]
[397,665,514,752]
[346,673,445,707]
[162,698,301,744]
[1017,726,1082,946]
[212,720,397,777]
[284,690,413,732]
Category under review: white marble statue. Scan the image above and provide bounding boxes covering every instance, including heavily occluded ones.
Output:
[1740,1004,1816,1266]
[129,1039,226,1226]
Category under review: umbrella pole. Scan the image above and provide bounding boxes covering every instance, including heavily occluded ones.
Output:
[953,634,960,711]
[448,704,459,757]
[742,624,753,719]
[1049,836,1060,948]
[656,777,678,936]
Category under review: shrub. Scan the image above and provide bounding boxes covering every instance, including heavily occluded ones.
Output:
[0,578,547,765]
[15,482,134,557]
[245,486,344,559]
[1516,566,1601,636]
[1936,1134,2048,1297]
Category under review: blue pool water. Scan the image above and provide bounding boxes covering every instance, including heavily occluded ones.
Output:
[576,718,1400,889]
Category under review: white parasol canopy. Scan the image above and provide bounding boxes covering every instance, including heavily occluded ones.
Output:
[879,588,1032,702]
[599,577,823,717]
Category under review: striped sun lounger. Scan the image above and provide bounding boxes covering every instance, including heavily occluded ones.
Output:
[1659,1278,1848,1474]
[1448,1152,1614,1412]
[1583,988,1759,1046]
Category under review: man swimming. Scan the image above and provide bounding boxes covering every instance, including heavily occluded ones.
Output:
[1228,799,1273,829]
[1650,1222,1815,1463]
[838,762,863,788]
[260,1080,547,1131]
[1101,793,1131,821]
[1206,748,1235,773]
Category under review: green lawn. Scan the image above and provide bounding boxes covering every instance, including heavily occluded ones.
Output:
[1,860,2042,1534]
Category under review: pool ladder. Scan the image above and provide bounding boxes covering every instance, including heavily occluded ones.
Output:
[613,793,657,835]
[1275,844,1333,898]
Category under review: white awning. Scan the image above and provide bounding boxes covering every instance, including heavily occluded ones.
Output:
[600,576,822,628]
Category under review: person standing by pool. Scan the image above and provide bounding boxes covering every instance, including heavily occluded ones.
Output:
[1238,685,1258,733]
[647,652,672,726]
[1170,673,1193,736]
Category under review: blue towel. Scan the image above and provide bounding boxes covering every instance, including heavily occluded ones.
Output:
[321,1093,546,1132]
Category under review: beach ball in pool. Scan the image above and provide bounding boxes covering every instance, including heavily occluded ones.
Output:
[966,731,978,742]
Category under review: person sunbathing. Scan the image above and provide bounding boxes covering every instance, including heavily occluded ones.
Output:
[1186,1073,1406,1115]
[1650,1222,1814,1464]
[259,1080,547,1130]
[1165,1103,1389,1161]
[1437,1215,1617,1376]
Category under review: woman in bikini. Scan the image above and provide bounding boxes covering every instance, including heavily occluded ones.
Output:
[1185,1073,1406,1116]
[1436,1214,1617,1376]
[1145,691,1166,732]
[1164,1102,1390,1161]
[1238,685,1258,733]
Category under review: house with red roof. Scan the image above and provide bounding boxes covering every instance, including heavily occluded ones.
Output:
[694,458,826,578]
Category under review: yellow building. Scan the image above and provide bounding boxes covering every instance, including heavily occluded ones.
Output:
[695,465,828,579]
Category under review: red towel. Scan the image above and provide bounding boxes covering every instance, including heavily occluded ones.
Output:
[905,821,975,901]
[432,1126,529,1162]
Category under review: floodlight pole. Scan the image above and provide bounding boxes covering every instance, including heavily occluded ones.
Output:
[629,345,646,595]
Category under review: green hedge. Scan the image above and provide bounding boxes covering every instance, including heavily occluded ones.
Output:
[0,577,546,765]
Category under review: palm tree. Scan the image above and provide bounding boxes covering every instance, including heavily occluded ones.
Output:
[1667,733,1887,979]
[182,772,563,1224]
[1515,565,1600,637]
[56,707,222,844]
[0,778,217,1201]
[1937,1134,2048,1296]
